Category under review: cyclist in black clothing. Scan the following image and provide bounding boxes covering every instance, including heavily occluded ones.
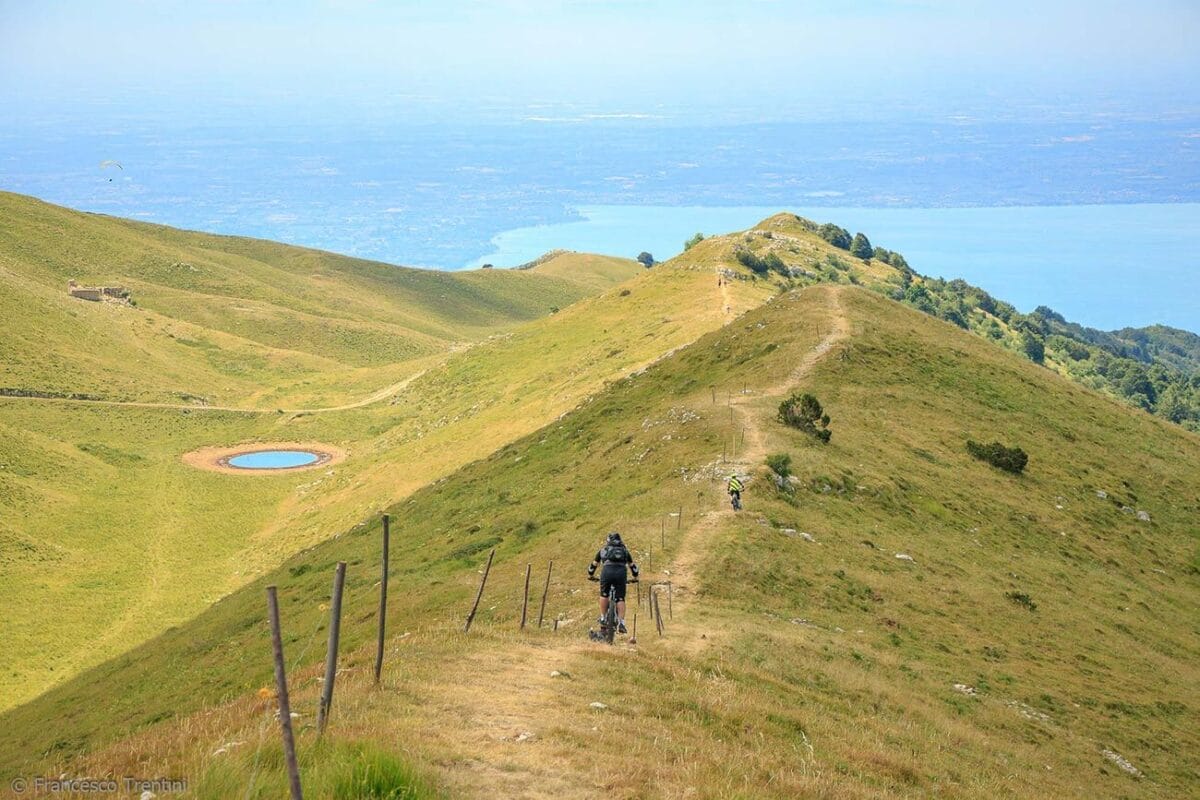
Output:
[587,532,639,634]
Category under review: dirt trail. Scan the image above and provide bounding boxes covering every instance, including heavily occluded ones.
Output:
[0,362,436,415]
[719,273,733,316]
[423,287,851,798]
[668,286,849,613]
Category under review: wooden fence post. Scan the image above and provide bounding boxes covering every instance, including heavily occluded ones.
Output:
[463,548,495,633]
[520,563,532,629]
[660,517,665,549]
[677,506,683,530]
[266,586,304,800]
[653,591,665,636]
[668,581,673,619]
[374,514,389,685]
[537,560,553,628]
[317,561,347,735]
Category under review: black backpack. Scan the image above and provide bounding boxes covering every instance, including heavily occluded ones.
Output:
[600,544,631,565]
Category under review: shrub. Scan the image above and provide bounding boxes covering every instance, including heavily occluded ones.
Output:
[636,252,655,267]
[778,392,831,443]
[766,452,792,480]
[736,248,769,274]
[966,440,1028,473]
[763,251,787,275]
[1005,591,1037,611]
[683,232,705,250]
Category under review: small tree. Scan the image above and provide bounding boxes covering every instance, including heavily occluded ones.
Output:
[778,392,831,443]
[817,223,852,250]
[850,232,874,260]
[637,252,655,268]
[1021,332,1045,365]
[684,232,705,251]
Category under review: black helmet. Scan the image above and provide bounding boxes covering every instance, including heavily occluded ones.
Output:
[606,531,622,545]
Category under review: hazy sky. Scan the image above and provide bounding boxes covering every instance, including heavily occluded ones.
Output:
[3,0,1198,121]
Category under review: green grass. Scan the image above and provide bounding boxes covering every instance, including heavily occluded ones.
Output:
[2,285,1196,798]
[0,201,774,710]
[0,191,639,406]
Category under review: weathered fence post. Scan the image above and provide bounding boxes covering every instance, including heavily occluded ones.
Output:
[660,517,665,549]
[317,561,347,735]
[668,581,673,619]
[636,579,642,607]
[374,514,389,685]
[653,591,665,636]
[711,385,716,404]
[677,506,683,530]
[520,563,532,629]
[266,586,304,800]
[537,560,553,628]
[463,548,496,633]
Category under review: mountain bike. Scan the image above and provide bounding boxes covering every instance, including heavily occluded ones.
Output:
[588,577,637,644]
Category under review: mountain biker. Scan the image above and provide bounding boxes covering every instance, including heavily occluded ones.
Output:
[728,474,744,510]
[587,532,639,634]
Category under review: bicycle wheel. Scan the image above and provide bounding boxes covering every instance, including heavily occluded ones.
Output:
[604,588,618,644]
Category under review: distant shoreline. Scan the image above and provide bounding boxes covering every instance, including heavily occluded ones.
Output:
[468,202,1200,333]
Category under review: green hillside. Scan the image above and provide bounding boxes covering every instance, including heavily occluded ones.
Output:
[3,285,1196,799]
[0,191,639,407]
[0,199,772,711]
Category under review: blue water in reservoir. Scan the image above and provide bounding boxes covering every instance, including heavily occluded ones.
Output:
[228,450,320,469]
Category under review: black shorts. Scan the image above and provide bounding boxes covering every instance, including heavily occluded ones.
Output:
[599,565,627,601]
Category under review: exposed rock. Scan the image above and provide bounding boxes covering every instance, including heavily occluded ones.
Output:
[1101,749,1143,778]
[514,731,536,743]
[589,701,608,710]
[800,532,816,543]
[1120,506,1135,515]
[1006,700,1051,723]
[952,684,977,696]
[895,553,915,562]
[780,528,797,537]
[1135,510,1151,522]
[1095,490,1108,499]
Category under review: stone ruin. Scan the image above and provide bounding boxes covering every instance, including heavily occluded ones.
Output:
[68,280,130,303]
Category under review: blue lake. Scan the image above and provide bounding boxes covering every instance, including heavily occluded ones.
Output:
[469,204,1200,332]
[228,450,320,470]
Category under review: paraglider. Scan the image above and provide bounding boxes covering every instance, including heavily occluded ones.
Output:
[100,160,122,181]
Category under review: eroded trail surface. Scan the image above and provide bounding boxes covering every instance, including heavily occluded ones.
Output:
[422,287,850,799]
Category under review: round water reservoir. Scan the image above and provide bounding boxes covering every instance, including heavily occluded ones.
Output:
[227,450,321,470]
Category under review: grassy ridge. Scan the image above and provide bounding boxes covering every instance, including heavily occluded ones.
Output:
[0,191,639,406]
[3,286,1196,798]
